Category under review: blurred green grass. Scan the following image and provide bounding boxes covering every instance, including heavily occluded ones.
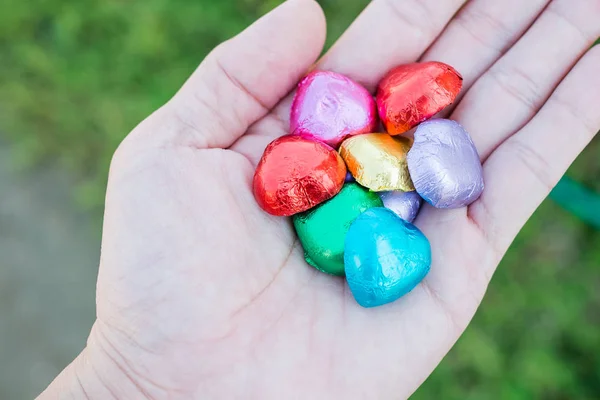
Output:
[0,0,599,398]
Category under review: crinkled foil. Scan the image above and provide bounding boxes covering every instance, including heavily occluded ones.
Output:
[407,119,484,208]
[253,135,346,216]
[344,207,431,308]
[379,190,423,222]
[293,183,382,276]
[376,62,463,135]
[345,171,355,183]
[291,70,378,148]
[339,133,415,192]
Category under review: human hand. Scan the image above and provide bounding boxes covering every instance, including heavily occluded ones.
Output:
[40,0,600,398]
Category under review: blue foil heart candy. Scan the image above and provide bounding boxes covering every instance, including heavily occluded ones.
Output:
[344,207,432,308]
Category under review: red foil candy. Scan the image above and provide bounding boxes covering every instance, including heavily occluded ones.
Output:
[376,62,463,135]
[253,135,347,216]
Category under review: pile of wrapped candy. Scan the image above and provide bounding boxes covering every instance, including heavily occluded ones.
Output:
[253,62,484,308]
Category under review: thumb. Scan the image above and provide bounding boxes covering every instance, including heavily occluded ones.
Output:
[125,0,326,152]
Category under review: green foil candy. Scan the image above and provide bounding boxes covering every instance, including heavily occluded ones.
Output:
[293,183,383,276]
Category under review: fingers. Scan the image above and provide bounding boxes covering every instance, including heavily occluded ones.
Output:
[469,46,600,256]
[237,0,467,164]
[128,0,326,150]
[420,0,550,107]
[453,0,600,159]
[316,0,467,92]
[263,0,467,143]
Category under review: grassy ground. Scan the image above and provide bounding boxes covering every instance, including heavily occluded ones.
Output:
[1,0,598,398]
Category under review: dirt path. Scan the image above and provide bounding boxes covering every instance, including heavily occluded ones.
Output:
[0,146,98,398]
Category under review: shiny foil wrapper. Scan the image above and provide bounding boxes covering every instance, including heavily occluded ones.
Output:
[339,133,415,192]
[376,62,463,135]
[407,119,484,208]
[291,70,378,148]
[253,135,346,216]
[293,183,382,276]
[379,190,422,223]
[345,207,431,308]
[345,171,355,183]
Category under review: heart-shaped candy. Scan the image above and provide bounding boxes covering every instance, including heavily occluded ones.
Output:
[345,207,431,308]
[377,62,463,135]
[291,71,378,148]
[253,135,346,216]
[339,133,414,192]
[293,183,382,276]
[407,119,484,208]
[378,190,423,223]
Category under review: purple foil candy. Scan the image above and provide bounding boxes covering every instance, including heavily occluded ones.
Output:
[379,191,422,222]
[345,171,355,183]
[407,119,484,208]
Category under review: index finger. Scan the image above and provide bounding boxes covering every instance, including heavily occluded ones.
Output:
[236,0,466,163]
[317,0,467,91]
[269,0,467,123]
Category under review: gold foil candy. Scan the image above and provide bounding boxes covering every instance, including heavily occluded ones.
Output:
[339,133,415,192]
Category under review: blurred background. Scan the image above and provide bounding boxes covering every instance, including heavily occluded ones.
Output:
[1,0,599,398]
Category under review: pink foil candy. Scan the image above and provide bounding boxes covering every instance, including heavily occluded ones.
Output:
[291,71,378,148]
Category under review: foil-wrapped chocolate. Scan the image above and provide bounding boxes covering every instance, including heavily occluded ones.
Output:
[407,119,484,208]
[253,135,346,216]
[345,171,355,183]
[376,62,463,135]
[379,190,422,223]
[339,133,415,192]
[293,183,382,276]
[345,207,431,308]
[291,70,378,148]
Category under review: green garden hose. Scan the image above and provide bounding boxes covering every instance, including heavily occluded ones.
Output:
[548,39,600,229]
[550,177,600,229]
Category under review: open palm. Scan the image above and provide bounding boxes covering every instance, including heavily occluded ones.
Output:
[41,0,600,398]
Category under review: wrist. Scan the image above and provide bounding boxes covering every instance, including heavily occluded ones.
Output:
[37,323,151,399]
[37,348,108,399]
